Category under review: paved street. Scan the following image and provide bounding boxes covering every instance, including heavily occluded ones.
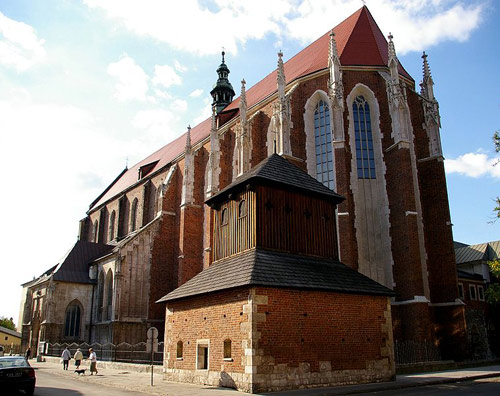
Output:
[368,377,500,395]
[32,366,151,396]
[24,359,500,396]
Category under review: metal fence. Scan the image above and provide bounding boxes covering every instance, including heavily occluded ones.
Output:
[395,340,441,365]
[0,344,22,355]
[46,341,164,365]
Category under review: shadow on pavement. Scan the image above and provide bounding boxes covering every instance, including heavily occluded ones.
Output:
[33,386,84,396]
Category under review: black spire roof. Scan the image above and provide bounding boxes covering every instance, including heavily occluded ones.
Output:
[210,51,235,114]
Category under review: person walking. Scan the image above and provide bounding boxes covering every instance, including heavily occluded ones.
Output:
[74,348,83,369]
[88,348,98,375]
[25,347,31,360]
[61,347,71,370]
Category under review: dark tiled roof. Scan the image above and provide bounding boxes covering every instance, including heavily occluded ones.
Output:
[206,154,344,205]
[158,248,395,302]
[31,241,114,285]
[455,240,500,265]
[90,6,412,212]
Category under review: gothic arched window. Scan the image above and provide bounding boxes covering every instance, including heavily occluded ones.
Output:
[109,210,116,241]
[97,271,104,321]
[105,270,113,321]
[314,100,334,189]
[130,198,138,232]
[64,302,81,338]
[353,96,376,179]
[93,220,99,243]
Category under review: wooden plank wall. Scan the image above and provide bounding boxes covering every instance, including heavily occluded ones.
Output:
[213,190,256,261]
[256,186,338,259]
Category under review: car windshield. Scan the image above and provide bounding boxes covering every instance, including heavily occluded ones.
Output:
[0,357,29,368]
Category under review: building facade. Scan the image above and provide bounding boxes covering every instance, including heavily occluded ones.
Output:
[20,5,467,387]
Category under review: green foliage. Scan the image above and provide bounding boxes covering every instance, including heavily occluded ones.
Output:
[494,130,500,153]
[486,259,500,304]
[489,259,500,277]
[0,317,16,331]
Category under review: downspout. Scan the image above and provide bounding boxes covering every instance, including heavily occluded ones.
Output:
[89,282,95,343]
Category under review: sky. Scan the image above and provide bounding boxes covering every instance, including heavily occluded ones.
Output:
[0,0,498,327]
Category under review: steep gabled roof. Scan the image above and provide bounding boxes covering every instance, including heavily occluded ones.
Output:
[206,154,344,206]
[158,248,395,303]
[89,6,412,212]
[27,241,113,286]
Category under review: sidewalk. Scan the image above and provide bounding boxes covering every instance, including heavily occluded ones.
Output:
[30,359,500,395]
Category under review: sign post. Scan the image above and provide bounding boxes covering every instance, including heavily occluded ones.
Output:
[147,327,158,386]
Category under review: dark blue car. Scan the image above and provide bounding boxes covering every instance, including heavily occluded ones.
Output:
[0,356,36,395]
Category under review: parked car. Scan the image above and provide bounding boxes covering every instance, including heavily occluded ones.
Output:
[0,356,36,395]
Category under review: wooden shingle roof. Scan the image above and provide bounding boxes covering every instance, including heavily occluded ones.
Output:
[158,248,395,303]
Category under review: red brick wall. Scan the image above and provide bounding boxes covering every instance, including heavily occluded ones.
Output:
[255,287,392,372]
[164,289,248,373]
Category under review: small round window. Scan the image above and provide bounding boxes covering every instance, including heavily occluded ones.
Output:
[238,200,247,218]
[220,208,228,225]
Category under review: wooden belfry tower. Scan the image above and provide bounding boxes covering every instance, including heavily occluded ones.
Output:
[159,154,396,393]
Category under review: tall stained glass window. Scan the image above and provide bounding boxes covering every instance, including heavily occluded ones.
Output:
[353,96,376,179]
[314,100,334,189]
[64,303,81,338]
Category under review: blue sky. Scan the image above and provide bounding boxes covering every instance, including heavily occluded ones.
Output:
[0,0,498,325]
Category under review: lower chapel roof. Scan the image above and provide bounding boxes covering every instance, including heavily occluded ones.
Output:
[89,5,413,212]
[24,241,113,287]
[158,248,396,303]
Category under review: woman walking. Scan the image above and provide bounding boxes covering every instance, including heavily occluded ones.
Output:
[74,348,83,369]
[88,348,98,375]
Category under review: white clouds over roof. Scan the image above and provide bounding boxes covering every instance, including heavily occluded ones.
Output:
[0,11,46,71]
[83,0,486,55]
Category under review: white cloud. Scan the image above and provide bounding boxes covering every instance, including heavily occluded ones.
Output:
[445,152,500,178]
[132,108,183,140]
[171,99,188,113]
[174,59,187,73]
[84,0,485,56]
[107,54,149,101]
[152,64,182,88]
[0,11,46,71]
[189,89,204,98]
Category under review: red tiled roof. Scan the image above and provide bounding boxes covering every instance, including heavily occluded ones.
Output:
[89,6,413,211]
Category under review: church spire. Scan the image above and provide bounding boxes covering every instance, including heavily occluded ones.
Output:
[387,32,399,82]
[420,51,435,100]
[239,78,247,125]
[328,30,343,110]
[277,51,285,102]
[210,51,236,114]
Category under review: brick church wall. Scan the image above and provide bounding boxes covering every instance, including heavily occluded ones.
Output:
[164,286,394,393]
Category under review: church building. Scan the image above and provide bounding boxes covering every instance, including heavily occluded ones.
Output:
[20,5,466,392]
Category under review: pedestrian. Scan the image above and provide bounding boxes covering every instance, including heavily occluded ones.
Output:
[88,348,98,375]
[25,347,31,360]
[61,346,71,370]
[74,348,83,369]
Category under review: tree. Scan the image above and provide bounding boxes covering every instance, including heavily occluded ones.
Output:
[486,259,500,304]
[492,130,499,221]
[0,317,16,331]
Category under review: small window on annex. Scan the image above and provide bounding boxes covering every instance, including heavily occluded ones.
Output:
[93,220,99,243]
[238,200,247,218]
[176,341,183,359]
[352,95,376,179]
[458,283,464,299]
[469,285,477,300]
[477,286,485,301]
[64,302,81,338]
[223,339,232,360]
[314,100,334,189]
[109,211,116,241]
